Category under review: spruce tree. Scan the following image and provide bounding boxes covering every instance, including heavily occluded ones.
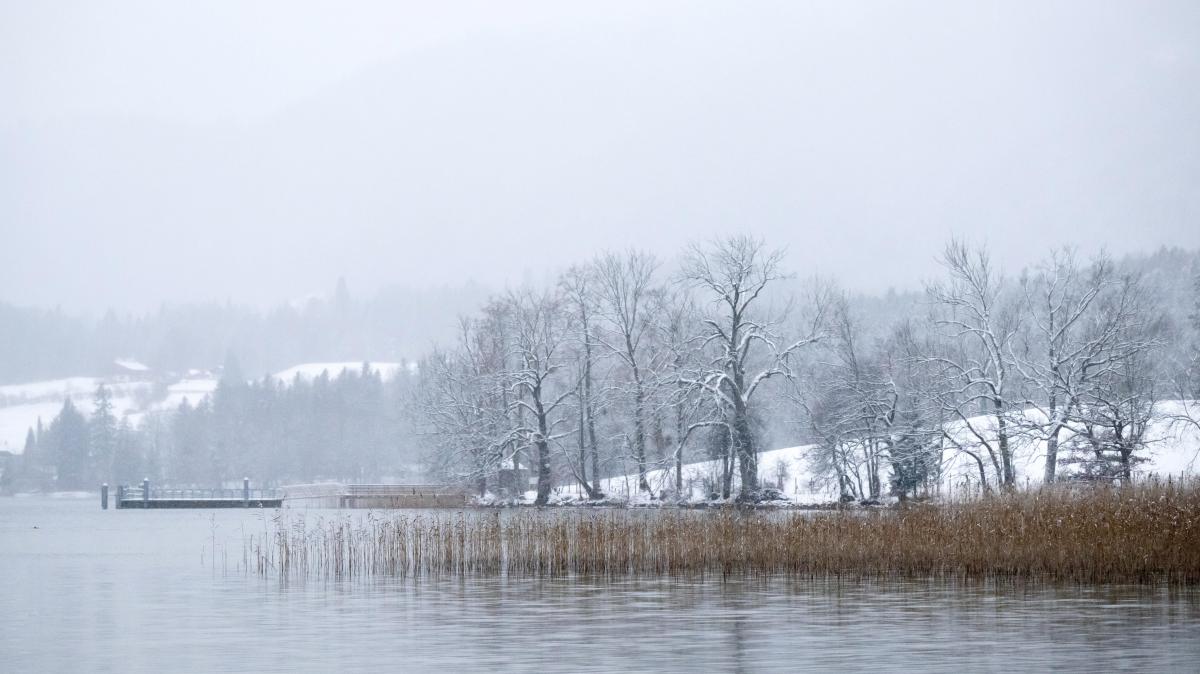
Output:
[51,399,90,490]
[89,384,117,483]
[23,427,36,463]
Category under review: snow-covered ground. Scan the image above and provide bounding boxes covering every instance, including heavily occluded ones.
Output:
[155,378,219,411]
[0,376,154,454]
[546,402,1200,505]
[0,377,103,405]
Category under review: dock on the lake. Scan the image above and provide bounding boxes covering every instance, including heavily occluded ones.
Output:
[102,479,466,509]
[107,478,283,509]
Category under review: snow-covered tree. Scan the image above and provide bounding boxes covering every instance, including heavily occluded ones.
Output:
[89,384,118,483]
[1059,274,1164,481]
[505,288,577,505]
[680,235,830,500]
[593,250,661,492]
[559,265,605,498]
[1014,250,1146,482]
[922,240,1021,490]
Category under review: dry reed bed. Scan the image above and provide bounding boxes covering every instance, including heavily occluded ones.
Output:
[245,480,1200,583]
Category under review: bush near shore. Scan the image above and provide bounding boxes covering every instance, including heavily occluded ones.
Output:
[249,479,1200,584]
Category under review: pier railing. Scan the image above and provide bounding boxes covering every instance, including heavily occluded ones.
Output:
[122,487,281,501]
[103,479,466,509]
[108,478,282,509]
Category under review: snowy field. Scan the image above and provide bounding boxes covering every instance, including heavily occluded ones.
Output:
[0,377,154,453]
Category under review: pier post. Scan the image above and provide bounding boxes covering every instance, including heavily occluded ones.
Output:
[143,478,150,507]
[243,477,250,507]
[101,483,108,510]
[116,484,124,509]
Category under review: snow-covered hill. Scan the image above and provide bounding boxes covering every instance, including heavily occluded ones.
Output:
[0,377,154,454]
[567,402,1200,504]
[0,361,412,454]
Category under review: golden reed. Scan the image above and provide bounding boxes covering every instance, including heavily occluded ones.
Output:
[245,479,1200,583]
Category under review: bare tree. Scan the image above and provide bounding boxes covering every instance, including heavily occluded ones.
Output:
[923,240,1021,489]
[1164,271,1200,435]
[1014,249,1137,483]
[505,288,577,505]
[651,287,722,497]
[680,235,830,501]
[593,250,660,493]
[1059,275,1164,482]
[417,313,520,496]
[798,305,939,501]
[559,265,604,498]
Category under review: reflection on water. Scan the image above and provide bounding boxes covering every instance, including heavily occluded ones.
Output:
[2,498,1199,673]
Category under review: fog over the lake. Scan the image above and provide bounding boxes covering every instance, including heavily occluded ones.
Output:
[2,0,1198,312]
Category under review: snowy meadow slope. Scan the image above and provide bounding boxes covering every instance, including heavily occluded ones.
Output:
[0,362,406,454]
[556,402,1200,505]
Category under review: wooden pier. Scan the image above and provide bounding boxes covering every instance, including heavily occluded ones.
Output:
[110,479,282,509]
[103,479,466,509]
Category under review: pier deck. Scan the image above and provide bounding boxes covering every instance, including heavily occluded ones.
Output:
[112,481,280,509]
[104,480,465,509]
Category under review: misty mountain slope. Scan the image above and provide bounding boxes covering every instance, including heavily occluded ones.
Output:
[0,280,486,385]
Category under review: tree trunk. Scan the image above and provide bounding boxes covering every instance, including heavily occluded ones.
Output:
[994,398,1014,488]
[583,332,602,497]
[534,401,552,505]
[535,436,551,505]
[733,403,758,500]
[589,429,601,498]
[633,379,649,492]
[1043,386,1059,485]
[1044,429,1059,485]
[721,437,733,499]
[674,402,685,496]
[867,442,881,499]
[577,403,599,499]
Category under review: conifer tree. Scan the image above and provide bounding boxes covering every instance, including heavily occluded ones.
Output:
[51,399,89,490]
[89,384,118,483]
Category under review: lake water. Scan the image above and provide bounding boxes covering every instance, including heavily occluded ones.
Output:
[2,497,1199,673]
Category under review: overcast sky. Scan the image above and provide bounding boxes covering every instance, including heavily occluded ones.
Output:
[2,1,1198,312]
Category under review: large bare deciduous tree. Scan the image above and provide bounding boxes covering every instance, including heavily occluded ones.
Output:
[923,240,1021,489]
[505,288,577,505]
[1014,249,1141,483]
[593,250,660,493]
[559,265,604,498]
[680,235,829,501]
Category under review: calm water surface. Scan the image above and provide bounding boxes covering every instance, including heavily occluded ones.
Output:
[2,497,1199,673]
